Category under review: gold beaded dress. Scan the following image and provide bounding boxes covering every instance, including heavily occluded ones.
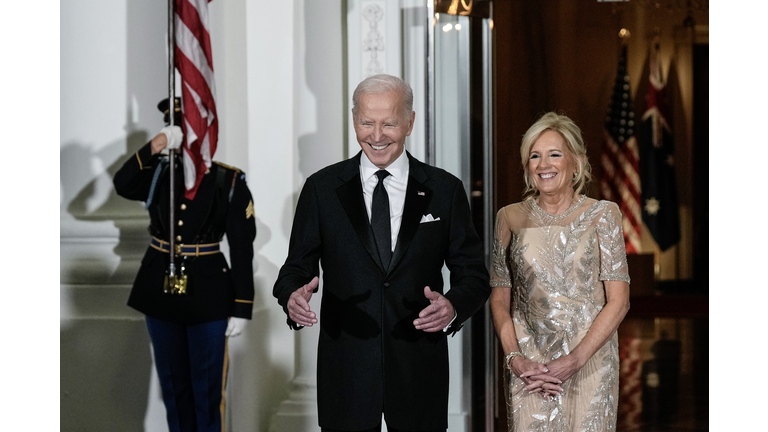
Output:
[491,196,630,432]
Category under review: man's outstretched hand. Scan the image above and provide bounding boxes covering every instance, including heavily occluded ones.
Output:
[287,276,319,327]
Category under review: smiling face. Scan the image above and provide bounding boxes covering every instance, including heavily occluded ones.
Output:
[353,91,415,169]
[528,130,577,197]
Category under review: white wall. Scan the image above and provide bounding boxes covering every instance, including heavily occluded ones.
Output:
[61,1,173,430]
[60,0,343,430]
[60,1,473,431]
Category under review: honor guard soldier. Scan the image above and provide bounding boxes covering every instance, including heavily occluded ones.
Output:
[113,98,256,432]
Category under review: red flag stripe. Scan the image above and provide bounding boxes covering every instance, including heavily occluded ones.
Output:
[175,0,214,70]
[182,146,207,200]
[179,82,207,161]
[173,0,218,200]
[175,22,216,102]
[175,52,216,121]
[175,10,214,77]
[602,136,642,201]
[180,86,216,198]
[175,57,214,140]
[176,50,217,158]
[607,178,642,239]
[180,78,218,185]
[615,143,641,199]
[617,195,642,236]
[601,45,642,254]
[174,35,216,119]
[601,135,642,254]
[180,78,208,196]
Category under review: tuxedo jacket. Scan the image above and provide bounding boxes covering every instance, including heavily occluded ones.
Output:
[113,142,256,324]
[273,151,490,431]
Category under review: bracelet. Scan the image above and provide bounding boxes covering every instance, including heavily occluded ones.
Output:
[504,351,523,370]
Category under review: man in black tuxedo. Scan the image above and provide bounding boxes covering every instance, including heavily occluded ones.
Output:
[273,74,490,432]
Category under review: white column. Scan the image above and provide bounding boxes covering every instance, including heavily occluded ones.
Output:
[210,0,302,430]
[268,325,322,431]
[60,1,170,431]
[268,1,345,431]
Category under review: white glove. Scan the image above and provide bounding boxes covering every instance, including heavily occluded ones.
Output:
[160,125,183,150]
[225,317,248,338]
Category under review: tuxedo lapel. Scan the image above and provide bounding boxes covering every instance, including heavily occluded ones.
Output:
[389,154,432,274]
[336,155,385,273]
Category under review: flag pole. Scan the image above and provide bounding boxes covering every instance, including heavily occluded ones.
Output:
[164,0,181,294]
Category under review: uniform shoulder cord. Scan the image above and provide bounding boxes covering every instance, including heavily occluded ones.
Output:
[146,157,169,210]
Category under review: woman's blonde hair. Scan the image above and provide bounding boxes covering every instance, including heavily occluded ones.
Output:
[520,112,592,198]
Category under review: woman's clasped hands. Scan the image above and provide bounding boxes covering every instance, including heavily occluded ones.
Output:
[511,356,565,401]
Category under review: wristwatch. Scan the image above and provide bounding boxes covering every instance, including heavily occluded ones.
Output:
[504,351,524,370]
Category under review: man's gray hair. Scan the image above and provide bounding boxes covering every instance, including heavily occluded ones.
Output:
[351,74,414,118]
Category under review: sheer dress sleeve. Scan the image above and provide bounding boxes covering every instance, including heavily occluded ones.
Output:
[490,208,513,288]
[597,201,631,283]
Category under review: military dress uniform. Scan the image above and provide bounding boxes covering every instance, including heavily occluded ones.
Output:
[113,138,256,432]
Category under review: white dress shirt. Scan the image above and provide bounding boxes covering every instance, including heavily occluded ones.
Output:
[360,150,409,252]
[360,150,457,331]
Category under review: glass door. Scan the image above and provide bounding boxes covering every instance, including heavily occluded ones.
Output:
[424,1,494,430]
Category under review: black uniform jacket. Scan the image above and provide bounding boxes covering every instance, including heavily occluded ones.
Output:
[273,151,490,431]
[114,142,256,324]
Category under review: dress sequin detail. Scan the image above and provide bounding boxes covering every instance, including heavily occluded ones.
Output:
[530,194,587,222]
[491,199,630,432]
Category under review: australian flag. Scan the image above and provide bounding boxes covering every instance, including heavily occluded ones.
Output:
[639,44,680,251]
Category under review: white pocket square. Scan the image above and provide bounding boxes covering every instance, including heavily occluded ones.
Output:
[420,214,440,223]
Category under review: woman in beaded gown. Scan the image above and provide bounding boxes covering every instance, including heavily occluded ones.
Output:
[490,112,631,432]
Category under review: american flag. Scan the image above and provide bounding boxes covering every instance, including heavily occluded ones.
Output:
[175,0,218,200]
[600,44,642,254]
[638,44,680,251]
